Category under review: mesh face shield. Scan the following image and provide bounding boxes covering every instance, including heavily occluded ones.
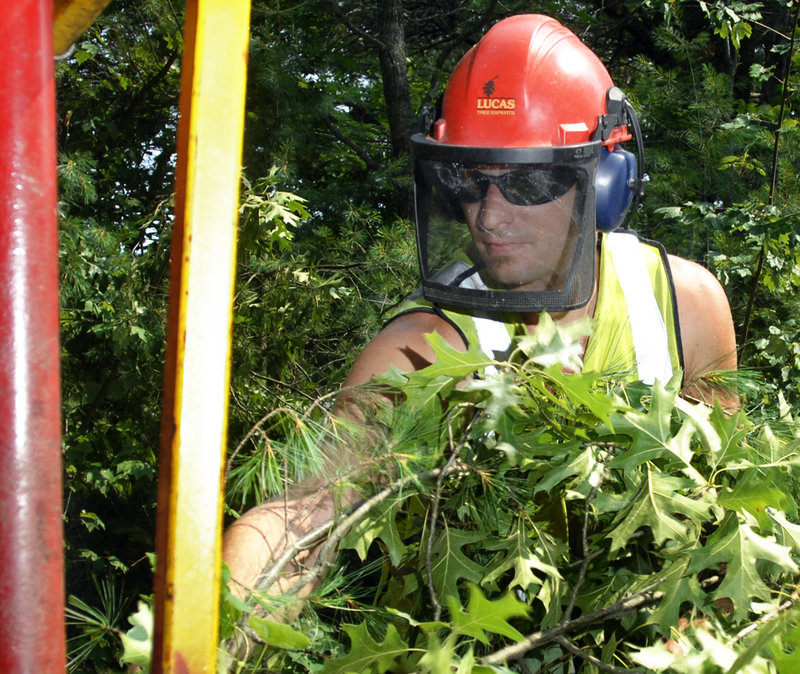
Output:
[412,133,602,314]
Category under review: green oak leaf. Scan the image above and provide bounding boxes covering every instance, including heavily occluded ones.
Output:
[516,312,591,373]
[673,395,721,457]
[533,443,605,497]
[428,525,485,600]
[768,610,800,673]
[374,332,493,415]
[463,369,524,432]
[385,606,449,634]
[629,641,677,672]
[480,521,563,606]
[320,622,409,674]
[687,512,799,621]
[541,365,618,428]
[394,373,461,416]
[119,600,153,671]
[372,363,408,389]
[719,469,796,530]
[766,506,800,554]
[640,557,708,633]
[608,381,679,469]
[706,404,752,469]
[447,584,528,645]
[341,498,406,565]
[416,632,457,673]
[248,615,311,649]
[415,330,496,381]
[728,606,791,674]
[608,470,714,553]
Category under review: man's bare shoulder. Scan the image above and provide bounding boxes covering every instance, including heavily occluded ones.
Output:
[341,310,467,389]
[667,254,738,401]
[667,254,726,295]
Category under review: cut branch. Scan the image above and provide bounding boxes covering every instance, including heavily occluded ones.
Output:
[481,580,666,666]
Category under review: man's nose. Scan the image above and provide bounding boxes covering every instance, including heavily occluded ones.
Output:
[476,183,512,232]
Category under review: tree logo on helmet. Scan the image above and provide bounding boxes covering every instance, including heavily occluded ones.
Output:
[477,76,515,115]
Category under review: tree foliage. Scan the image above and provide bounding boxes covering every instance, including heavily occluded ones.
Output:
[216,325,800,673]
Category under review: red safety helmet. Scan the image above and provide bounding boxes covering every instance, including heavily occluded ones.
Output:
[432,14,631,150]
[411,15,642,314]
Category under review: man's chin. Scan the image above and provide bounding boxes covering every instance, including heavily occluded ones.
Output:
[486,267,557,292]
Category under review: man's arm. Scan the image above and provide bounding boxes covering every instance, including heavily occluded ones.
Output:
[668,254,738,408]
[339,311,467,387]
[332,310,467,418]
[223,311,464,599]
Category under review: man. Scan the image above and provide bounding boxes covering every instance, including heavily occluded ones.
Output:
[223,14,737,602]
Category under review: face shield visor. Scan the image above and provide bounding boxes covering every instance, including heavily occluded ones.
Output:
[412,133,602,314]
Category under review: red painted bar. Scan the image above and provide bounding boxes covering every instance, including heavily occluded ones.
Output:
[0,0,66,672]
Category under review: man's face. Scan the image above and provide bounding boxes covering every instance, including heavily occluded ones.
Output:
[461,166,578,292]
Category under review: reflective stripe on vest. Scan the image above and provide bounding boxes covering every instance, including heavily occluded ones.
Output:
[605,232,673,385]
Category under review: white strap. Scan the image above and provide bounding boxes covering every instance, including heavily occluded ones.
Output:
[458,272,513,367]
[607,232,673,385]
[472,315,513,362]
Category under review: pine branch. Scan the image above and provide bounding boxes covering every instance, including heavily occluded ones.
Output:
[264,458,470,598]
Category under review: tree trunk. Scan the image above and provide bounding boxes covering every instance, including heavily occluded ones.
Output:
[377,0,414,220]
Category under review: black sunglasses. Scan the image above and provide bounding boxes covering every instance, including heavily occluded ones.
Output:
[437,164,578,207]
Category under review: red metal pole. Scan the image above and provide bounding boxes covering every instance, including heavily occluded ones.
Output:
[0,0,66,672]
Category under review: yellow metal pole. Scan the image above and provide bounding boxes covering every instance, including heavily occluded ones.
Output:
[152,0,251,671]
[53,0,113,56]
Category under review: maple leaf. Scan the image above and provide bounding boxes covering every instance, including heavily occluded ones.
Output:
[428,524,485,600]
[320,622,409,674]
[447,584,528,645]
[608,469,714,553]
[687,511,799,621]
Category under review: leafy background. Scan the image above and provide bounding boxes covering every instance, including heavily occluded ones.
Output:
[55,0,800,671]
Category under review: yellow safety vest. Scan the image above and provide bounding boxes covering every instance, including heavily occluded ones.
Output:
[388,232,683,385]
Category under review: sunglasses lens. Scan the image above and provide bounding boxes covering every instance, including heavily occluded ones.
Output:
[456,169,490,202]
[449,167,576,205]
[502,167,577,205]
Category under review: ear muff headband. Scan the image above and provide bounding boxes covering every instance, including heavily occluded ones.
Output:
[594,91,646,232]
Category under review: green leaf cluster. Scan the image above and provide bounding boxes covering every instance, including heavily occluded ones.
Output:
[225,323,800,672]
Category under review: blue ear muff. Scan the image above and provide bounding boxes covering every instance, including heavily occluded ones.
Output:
[595,146,637,232]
